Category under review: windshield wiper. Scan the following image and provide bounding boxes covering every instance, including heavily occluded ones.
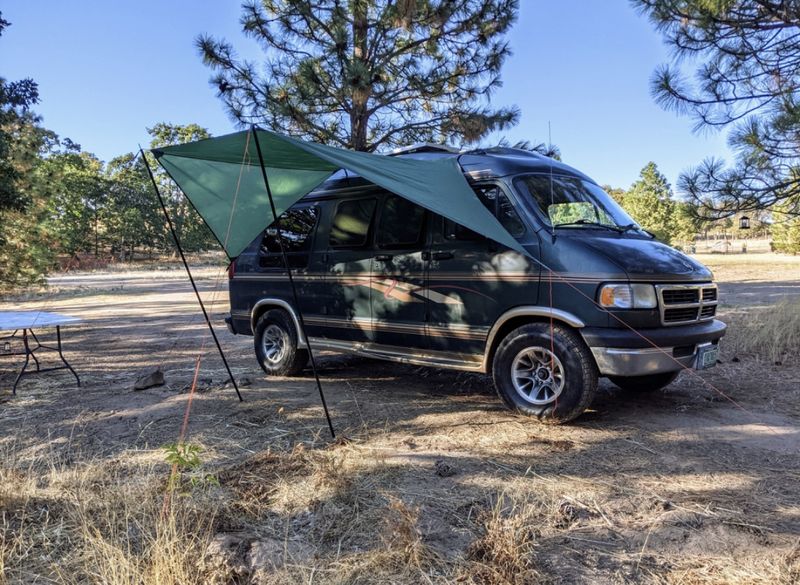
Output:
[554,219,625,233]
[620,223,655,238]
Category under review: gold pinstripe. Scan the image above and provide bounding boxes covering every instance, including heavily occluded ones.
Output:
[242,312,488,341]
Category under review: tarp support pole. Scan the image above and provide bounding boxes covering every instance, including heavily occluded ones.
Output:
[250,126,336,439]
[140,150,243,402]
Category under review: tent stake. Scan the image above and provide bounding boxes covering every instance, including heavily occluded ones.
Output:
[250,126,336,439]
[140,150,243,402]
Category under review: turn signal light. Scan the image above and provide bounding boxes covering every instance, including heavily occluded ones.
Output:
[598,284,657,309]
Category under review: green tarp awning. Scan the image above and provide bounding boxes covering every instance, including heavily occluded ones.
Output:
[152,129,526,258]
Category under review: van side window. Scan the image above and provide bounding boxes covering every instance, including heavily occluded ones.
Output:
[496,192,525,236]
[444,185,525,240]
[329,198,377,247]
[259,206,319,269]
[376,195,425,248]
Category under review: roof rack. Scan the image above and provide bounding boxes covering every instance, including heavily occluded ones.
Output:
[464,146,546,158]
[389,143,462,156]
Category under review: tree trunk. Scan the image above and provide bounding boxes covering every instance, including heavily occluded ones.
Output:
[350,0,370,151]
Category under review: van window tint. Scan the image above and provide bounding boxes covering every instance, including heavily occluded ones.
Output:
[444,219,481,241]
[330,198,377,247]
[493,191,525,236]
[259,206,319,268]
[261,207,319,254]
[514,175,635,228]
[377,195,425,248]
[444,185,524,241]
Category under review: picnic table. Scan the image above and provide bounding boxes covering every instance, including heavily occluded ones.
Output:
[0,311,81,395]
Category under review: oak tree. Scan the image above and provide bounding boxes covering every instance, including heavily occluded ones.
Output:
[0,12,40,217]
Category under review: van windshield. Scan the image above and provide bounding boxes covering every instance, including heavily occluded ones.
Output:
[513,174,638,231]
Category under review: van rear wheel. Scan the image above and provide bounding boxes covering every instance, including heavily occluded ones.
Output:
[609,371,679,393]
[492,323,598,424]
[254,309,309,376]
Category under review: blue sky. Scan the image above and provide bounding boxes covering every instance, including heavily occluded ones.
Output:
[1,0,732,190]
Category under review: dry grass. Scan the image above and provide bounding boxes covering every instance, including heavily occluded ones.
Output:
[0,443,217,585]
[2,433,799,584]
[694,252,800,283]
[720,299,800,364]
[2,256,800,584]
[662,544,800,585]
[214,441,445,583]
[461,494,543,585]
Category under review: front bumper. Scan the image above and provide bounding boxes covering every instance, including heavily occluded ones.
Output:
[583,319,726,377]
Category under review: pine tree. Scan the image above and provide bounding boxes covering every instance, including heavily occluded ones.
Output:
[624,162,678,243]
[772,198,800,254]
[197,0,519,151]
[634,1,800,217]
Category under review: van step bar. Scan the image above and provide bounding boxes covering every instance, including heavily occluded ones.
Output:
[308,337,484,372]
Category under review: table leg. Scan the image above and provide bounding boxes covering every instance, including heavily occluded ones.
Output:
[12,329,31,395]
[28,329,41,372]
[56,326,80,387]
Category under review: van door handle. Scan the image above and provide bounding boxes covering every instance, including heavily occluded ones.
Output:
[432,251,454,260]
[375,254,393,262]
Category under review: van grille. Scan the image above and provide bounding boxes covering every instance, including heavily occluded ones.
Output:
[664,307,700,323]
[700,305,717,318]
[656,284,718,326]
[663,289,699,305]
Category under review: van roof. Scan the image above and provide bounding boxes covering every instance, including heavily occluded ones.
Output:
[304,147,595,199]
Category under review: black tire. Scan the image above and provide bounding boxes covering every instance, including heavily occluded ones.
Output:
[492,323,598,424]
[253,309,309,376]
[608,371,679,393]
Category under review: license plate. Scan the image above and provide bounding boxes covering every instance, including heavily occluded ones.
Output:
[695,344,719,370]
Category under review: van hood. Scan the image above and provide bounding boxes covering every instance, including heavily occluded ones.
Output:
[578,236,712,281]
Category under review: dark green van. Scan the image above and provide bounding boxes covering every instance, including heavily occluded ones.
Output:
[225,146,725,423]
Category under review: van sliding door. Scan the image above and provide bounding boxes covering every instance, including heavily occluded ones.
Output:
[323,197,376,342]
[370,194,429,350]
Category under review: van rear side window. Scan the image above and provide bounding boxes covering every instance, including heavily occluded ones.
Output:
[330,198,377,247]
[445,185,524,240]
[259,206,319,268]
[377,195,425,248]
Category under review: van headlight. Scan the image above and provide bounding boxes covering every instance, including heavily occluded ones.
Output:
[598,284,657,309]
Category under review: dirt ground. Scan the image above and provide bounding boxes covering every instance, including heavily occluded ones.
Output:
[1,255,800,584]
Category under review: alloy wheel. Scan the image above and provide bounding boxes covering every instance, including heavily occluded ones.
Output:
[510,346,565,405]
[261,324,289,364]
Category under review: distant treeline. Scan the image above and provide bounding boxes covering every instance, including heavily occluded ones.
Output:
[0,120,218,289]
[604,162,797,254]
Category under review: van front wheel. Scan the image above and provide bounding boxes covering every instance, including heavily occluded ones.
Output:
[254,309,309,376]
[492,323,598,424]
